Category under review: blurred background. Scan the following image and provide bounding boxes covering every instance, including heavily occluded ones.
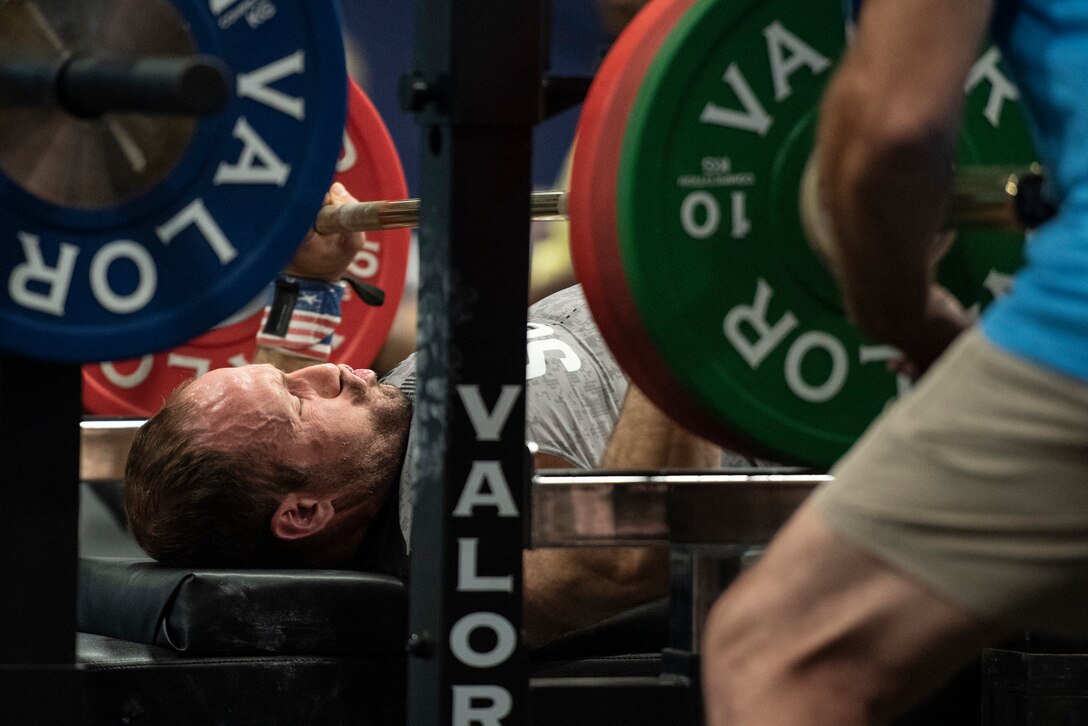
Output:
[339,0,616,195]
[340,0,644,373]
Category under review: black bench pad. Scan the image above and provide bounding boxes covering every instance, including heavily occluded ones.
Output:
[79,557,406,656]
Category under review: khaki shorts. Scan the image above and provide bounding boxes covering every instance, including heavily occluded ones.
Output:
[813,328,1088,637]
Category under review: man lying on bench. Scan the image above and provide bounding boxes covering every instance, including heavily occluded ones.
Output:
[123,183,754,647]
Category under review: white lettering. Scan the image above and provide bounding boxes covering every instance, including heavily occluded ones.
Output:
[346,240,381,279]
[99,356,154,389]
[214,0,273,29]
[457,538,514,593]
[731,190,752,239]
[764,21,831,102]
[449,613,517,669]
[723,278,799,368]
[681,191,721,239]
[89,241,157,314]
[700,64,773,136]
[8,232,78,316]
[784,331,848,402]
[156,198,238,265]
[453,461,519,517]
[214,117,292,186]
[526,322,553,339]
[859,344,914,400]
[337,130,357,172]
[453,686,513,726]
[965,47,1019,128]
[236,51,306,120]
[245,0,275,28]
[209,0,241,14]
[702,156,732,175]
[526,339,581,379]
[458,385,521,441]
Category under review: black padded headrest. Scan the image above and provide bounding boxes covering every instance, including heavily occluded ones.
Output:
[78,557,407,656]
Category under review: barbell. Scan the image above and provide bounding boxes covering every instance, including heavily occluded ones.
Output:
[1,0,1048,468]
[314,190,570,234]
[312,166,1050,235]
[0,53,232,118]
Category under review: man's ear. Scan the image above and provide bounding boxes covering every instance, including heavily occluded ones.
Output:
[270,493,335,541]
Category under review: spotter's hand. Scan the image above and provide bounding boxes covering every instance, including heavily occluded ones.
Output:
[287,182,366,283]
[887,283,971,379]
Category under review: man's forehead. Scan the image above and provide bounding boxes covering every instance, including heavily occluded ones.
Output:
[184,365,283,408]
[180,365,294,443]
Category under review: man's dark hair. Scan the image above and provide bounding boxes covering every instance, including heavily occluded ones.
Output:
[124,381,308,568]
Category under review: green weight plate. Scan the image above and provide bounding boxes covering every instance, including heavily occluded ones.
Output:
[617,0,1035,468]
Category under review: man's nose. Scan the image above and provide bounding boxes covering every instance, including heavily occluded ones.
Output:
[318,363,342,396]
[293,363,340,396]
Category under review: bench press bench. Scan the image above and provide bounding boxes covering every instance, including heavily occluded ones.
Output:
[76,557,672,725]
[75,427,991,725]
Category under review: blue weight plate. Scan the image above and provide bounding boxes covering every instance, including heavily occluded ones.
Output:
[0,0,347,362]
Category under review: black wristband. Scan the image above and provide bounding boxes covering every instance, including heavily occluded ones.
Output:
[263,277,300,336]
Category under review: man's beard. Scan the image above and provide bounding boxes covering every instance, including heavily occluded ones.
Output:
[374,384,412,430]
[342,385,412,501]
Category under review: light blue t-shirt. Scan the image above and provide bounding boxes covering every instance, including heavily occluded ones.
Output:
[981,1,1088,380]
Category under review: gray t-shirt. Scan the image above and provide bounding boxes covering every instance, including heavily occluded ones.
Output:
[380,285,628,553]
[363,284,769,575]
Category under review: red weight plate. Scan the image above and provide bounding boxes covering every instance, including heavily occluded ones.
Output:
[334,79,411,366]
[83,78,410,416]
[570,0,752,452]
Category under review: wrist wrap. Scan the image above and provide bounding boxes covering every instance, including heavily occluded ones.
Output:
[256,275,344,361]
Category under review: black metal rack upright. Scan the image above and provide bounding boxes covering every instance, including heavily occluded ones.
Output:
[405,2,544,724]
[0,356,83,723]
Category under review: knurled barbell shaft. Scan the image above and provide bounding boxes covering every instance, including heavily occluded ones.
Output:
[314,190,569,234]
[0,53,233,117]
[315,167,1051,236]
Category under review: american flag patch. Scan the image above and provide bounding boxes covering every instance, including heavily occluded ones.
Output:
[256,277,345,361]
